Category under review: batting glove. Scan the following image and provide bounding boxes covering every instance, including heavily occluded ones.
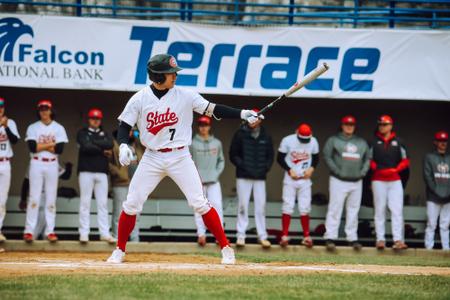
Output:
[119,143,133,166]
[240,109,264,125]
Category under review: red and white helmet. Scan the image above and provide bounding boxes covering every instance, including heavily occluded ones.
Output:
[88,108,103,119]
[341,115,356,125]
[297,123,312,139]
[37,99,53,109]
[435,131,448,141]
[197,115,211,125]
[377,115,393,125]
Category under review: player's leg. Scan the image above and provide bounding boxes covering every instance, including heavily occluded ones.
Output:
[0,164,11,239]
[24,161,44,238]
[372,180,388,248]
[94,173,114,242]
[388,180,406,248]
[298,180,313,247]
[344,180,363,244]
[78,172,95,241]
[194,185,207,245]
[236,178,252,245]
[253,180,269,246]
[208,182,224,224]
[424,201,439,250]
[168,155,229,249]
[43,162,59,239]
[324,177,347,244]
[281,183,296,245]
[438,202,450,250]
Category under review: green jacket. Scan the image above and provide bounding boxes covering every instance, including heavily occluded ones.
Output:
[323,132,370,181]
[190,134,225,184]
[423,151,450,204]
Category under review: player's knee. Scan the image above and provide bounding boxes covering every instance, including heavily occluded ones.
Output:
[193,201,211,215]
[122,199,141,216]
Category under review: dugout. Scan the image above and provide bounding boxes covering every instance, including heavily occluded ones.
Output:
[2,86,449,208]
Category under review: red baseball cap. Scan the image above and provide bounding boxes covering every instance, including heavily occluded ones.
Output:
[37,99,52,109]
[297,123,312,139]
[197,116,211,125]
[341,115,356,125]
[0,97,5,107]
[378,115,393,125]
[88,108,103,119]
[435,131,448,141]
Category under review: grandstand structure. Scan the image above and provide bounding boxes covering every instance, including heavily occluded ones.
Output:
[1,0,449,29]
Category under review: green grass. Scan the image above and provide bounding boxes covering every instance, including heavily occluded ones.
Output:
[1,273,449,300]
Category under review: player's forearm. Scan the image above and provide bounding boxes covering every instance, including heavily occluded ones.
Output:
[118,121,132,145]
[276,152,290,172]
[37,142,56,152]
[5,127,19,144]
[212,104,242,119]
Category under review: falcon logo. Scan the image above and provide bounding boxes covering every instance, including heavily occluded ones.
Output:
[0,17,34,62]
[146,108,179,135]
[291,151,309,164]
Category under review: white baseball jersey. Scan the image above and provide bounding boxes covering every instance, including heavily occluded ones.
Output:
[0,119,20,158]
[118,86,209,150]
[25,121,68,159]
[279,134,319,182]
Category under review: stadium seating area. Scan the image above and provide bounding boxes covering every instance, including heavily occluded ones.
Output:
[1,0,449,29]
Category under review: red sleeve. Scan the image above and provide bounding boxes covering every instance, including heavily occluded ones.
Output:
[396,158,410,172]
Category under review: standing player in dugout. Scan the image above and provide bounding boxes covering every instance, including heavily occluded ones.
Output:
[107,54,262,264]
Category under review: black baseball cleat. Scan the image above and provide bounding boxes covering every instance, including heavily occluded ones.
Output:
[349,241,363,251]
[325,239,336,251]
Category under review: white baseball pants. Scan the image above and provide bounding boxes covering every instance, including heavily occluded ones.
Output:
[25,159,59,236]
[0,161,11,232]
[372,180,404,242]
[78,172,110,238]
[123,149,211,216]
[282,179,312,216]
[194,182,223,237]
[236,178,268,240]
[324,176,362,241]
[425,201,450,250]
[112,186,140,242]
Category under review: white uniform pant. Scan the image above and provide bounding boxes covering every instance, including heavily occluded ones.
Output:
[282,179,312,216]
[324,176,362,241]
[425,201,450,250]
[112,186,140,242]
[25,159,59,235]
[194,182,223,237]
[0,161,11,232]
[78,172,110,237]
[372,180,404,242]
[236,178,268,240]
[123,149,211,217]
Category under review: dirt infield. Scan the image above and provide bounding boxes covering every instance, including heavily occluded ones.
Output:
[0,251,449,277]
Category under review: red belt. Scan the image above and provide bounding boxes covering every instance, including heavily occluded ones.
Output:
[33,156,56,162]
[157,146,185,153]
[0,157,10,162]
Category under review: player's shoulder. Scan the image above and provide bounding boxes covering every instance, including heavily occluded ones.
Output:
[129,86,151,102]
[51,120,65,128]
[311,136,319,144]
[27,120,40,129]
[173,86,200,98]
[282,134,297,143]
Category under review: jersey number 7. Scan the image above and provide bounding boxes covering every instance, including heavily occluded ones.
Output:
[169,129,176,141]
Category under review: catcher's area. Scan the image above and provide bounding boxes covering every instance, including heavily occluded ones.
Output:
[1,252,449,277]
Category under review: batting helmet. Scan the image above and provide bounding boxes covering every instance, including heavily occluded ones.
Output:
[435,131,448,141]
[147,54,182,84]
[88,108,103,119]
[37,99,53,109]
[198,116,211,126]
[297,123,312,139]
[341,115,356,125]
[378,115,393,125]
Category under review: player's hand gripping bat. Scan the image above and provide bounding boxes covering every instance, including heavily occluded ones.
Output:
[258,63,329,116]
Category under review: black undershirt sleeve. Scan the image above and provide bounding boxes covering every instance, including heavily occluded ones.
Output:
[118,121,132,145]
[277,151,291,172]
[54,143,64,154]
[27,140,37,153]
[212,104,242,119]
[5,127,18,144]
[312,153,319,168]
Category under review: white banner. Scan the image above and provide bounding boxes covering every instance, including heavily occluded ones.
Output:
[1,14,450,100]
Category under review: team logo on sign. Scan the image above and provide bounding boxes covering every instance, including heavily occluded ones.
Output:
[291,151,309,164]
[146,107,179,135]
[0,17,34,62]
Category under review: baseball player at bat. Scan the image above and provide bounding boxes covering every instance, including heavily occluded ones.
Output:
[277,124,319,248]
[0,97,20,242]
[323,116,370,251]
[24,100,68,243]
[107,54,261,264]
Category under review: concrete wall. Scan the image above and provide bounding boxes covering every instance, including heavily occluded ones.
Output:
[1,87,449,206]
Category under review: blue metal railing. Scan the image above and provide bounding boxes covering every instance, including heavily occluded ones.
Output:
[0,0,449,29]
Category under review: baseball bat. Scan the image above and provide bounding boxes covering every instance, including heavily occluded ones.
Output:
[258,62,329,115]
